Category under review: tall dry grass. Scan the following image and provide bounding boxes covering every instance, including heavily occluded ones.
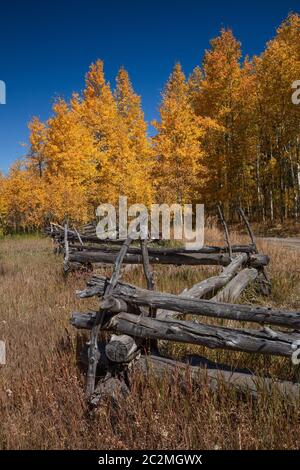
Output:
[0,231,300,449]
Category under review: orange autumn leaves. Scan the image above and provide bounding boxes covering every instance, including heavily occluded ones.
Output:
[1,64,154,230]
[1,13,300,231]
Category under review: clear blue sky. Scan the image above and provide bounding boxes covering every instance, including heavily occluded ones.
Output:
[0,0,299,173]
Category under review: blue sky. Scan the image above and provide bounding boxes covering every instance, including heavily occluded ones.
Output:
[0,0,299,173]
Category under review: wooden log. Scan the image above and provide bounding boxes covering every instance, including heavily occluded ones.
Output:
[105,313,299,358]
[157,254,248,320]
[105,334,139,363]
[140,240,155,292]
[76,235,125,245]
[100,295,148,317]
[76,343,300,403]
[184,253,247,299]
[157,253,248,319]
[71,312,300,357]
[68,243,257,255]
[71,300,148,329]
[70,250,231,266]
[77,276,300,329]
[46,224,126,246]
[100,297,129,314]
[247,254,270,268]
[73,226,83,246]
[69,250,269,268]
[217,203,232,258]
[134,354,300,402]
[90,372,130,408]
[86,232,136,399]
[140,238,157,351]
[71,311,97,329]
[45,225,256,254]
[238,207,272,295]
[211,268,258,303]
[63,222,70,272]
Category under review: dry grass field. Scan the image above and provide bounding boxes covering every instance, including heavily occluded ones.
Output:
[1,229,300,450]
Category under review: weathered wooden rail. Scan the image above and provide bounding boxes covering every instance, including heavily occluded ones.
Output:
[46,222,269,275]
[75,277,300,329]
[71,310,300,357]
[68,249,269,268]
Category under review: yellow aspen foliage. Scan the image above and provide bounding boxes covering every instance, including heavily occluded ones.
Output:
[80,60,153,206]
[115,67,153,204]
[81,60,137,205]
[0,172,7,229]
[27,117,48,177]
[192,29,244,211]
[228,57,258,211]
[253,14,300,220]
[188,66,203,116]
[40,97,99,220]
[43,175,90,223]
[43,97,98,185]
[152,63,205,204]
[2,162,46,231]
[115,68,150,157]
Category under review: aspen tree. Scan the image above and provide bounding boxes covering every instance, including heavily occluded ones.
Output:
[152,63,205,205]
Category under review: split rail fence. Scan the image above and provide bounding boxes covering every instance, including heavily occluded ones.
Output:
[46,208,300,406]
